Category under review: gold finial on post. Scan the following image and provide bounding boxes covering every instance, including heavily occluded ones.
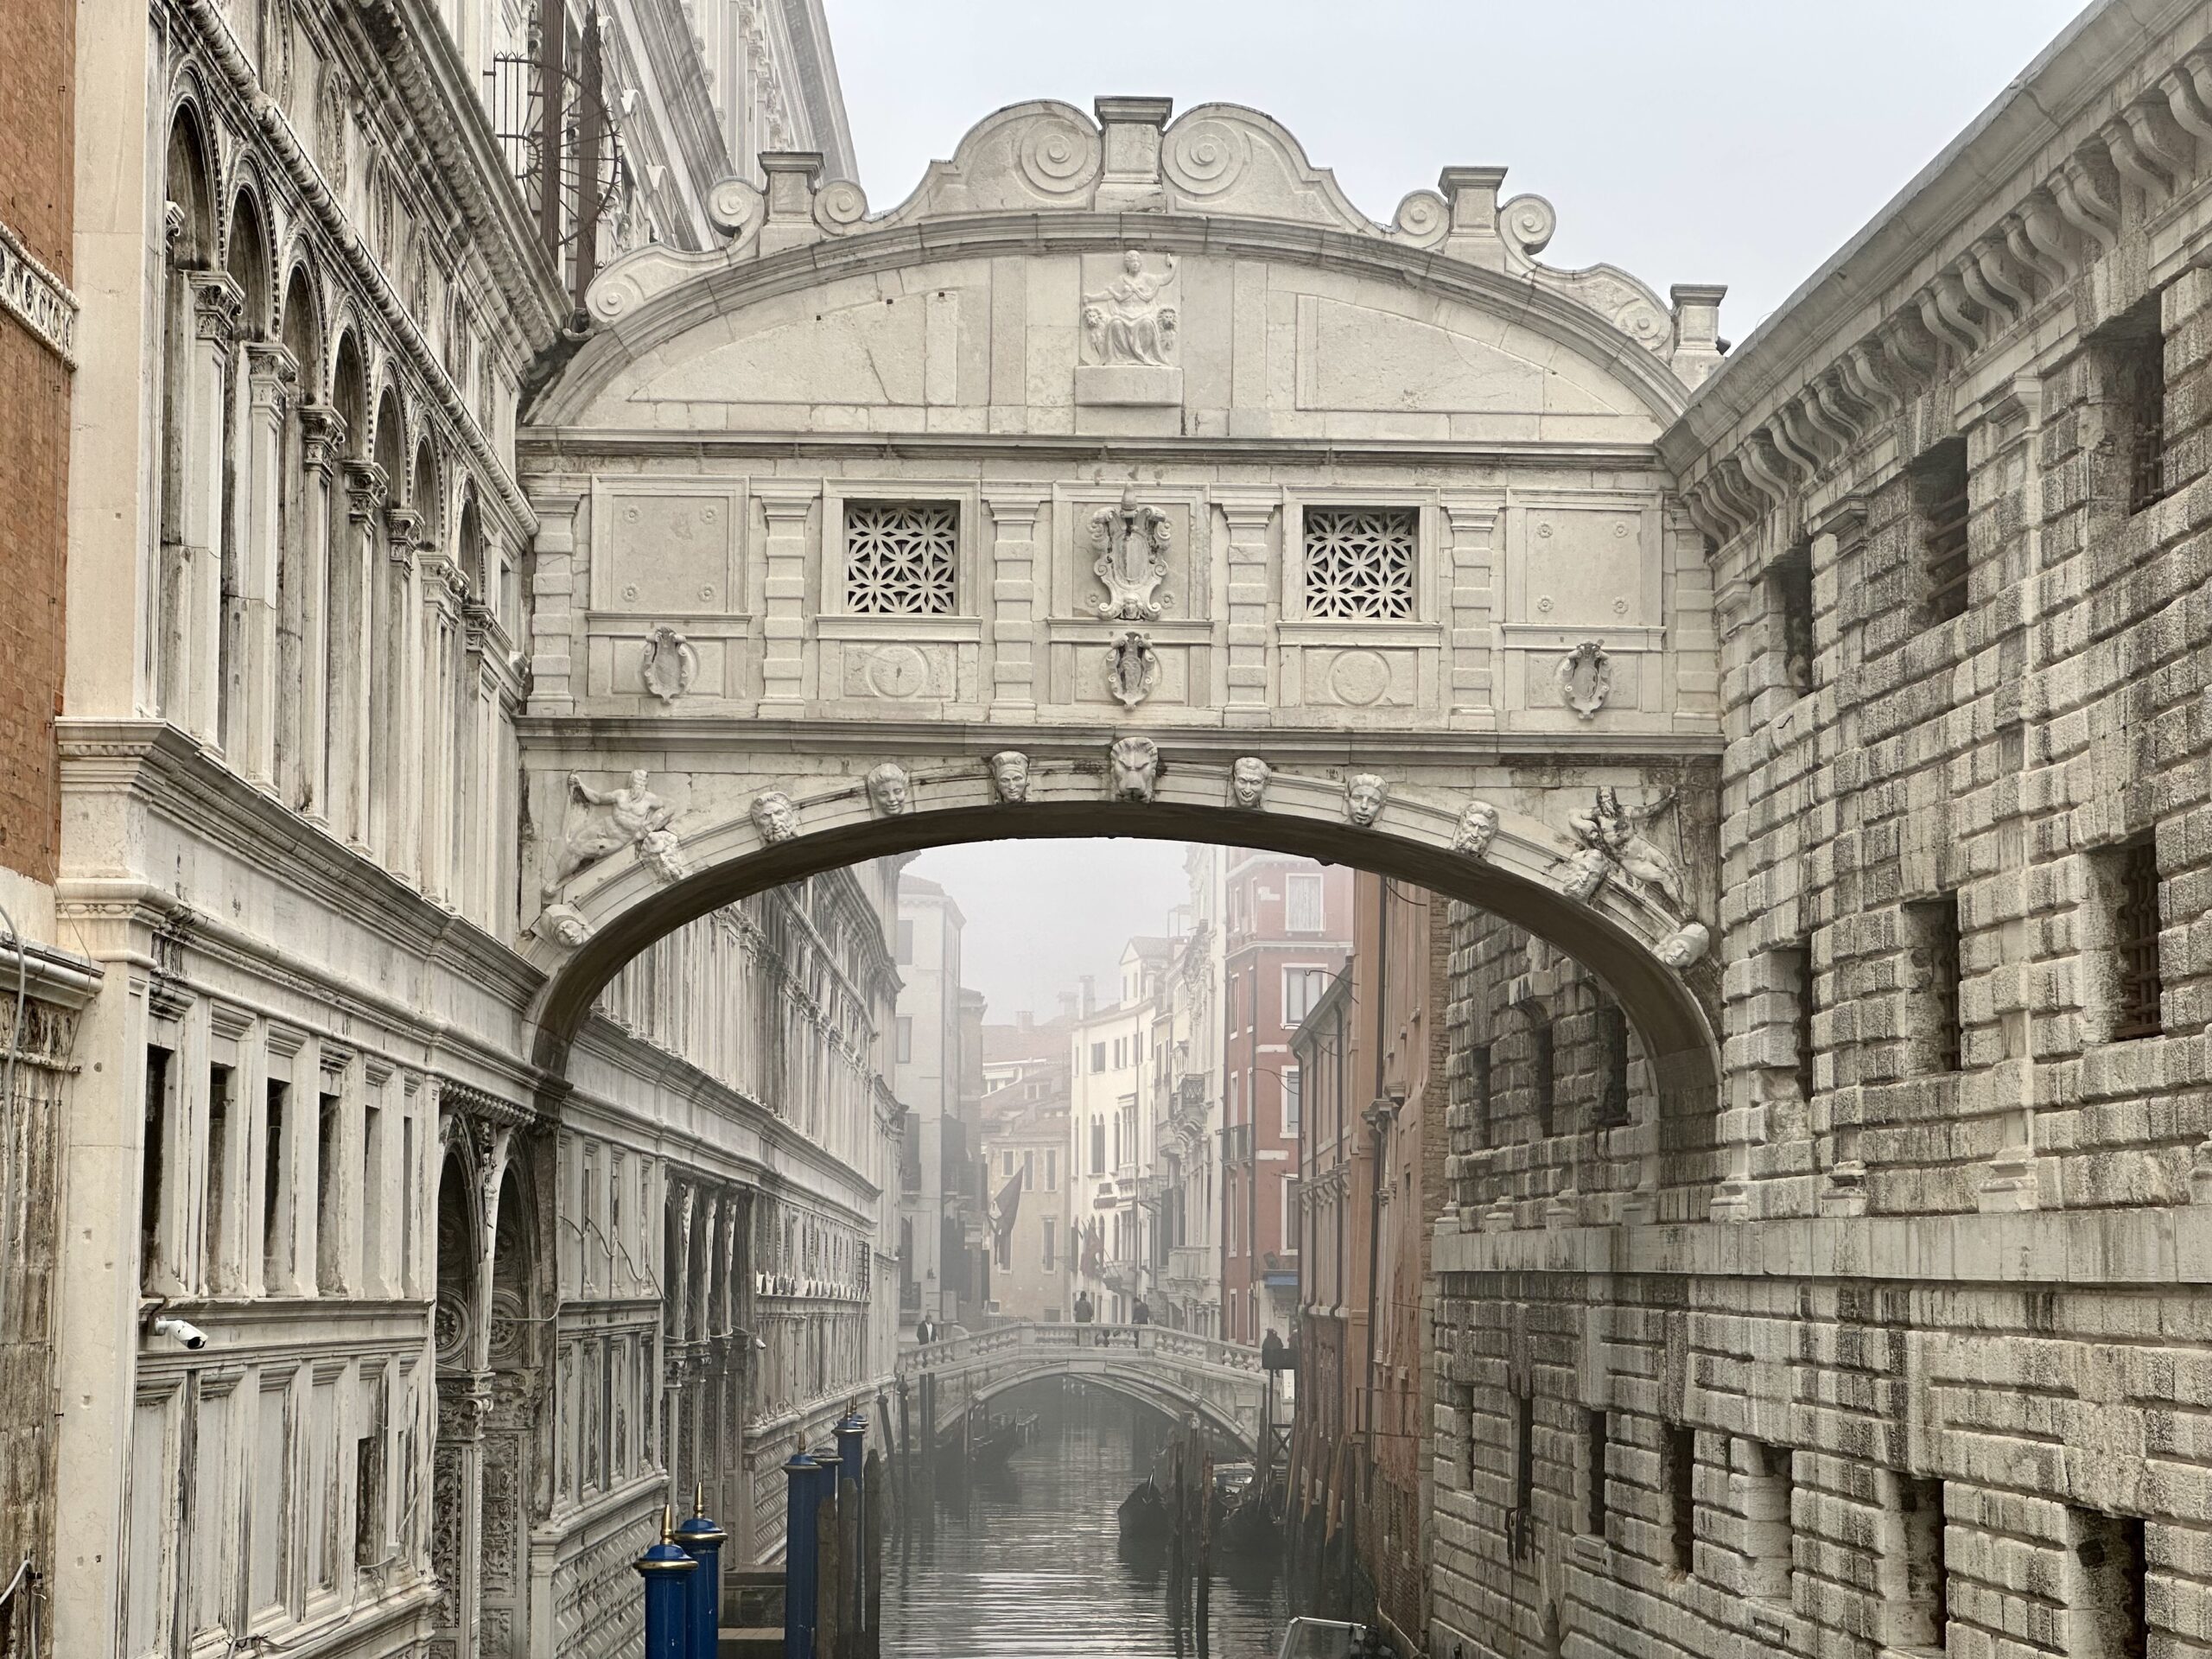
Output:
[662,1502,676,1542]
[694,1484,706,1517]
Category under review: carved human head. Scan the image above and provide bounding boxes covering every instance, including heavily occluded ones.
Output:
[1344,772,1388,828]
[1109,736,1160,804]
[541,903,592,949]
[1559,847,1610,903]
[1122,248,1142,274]
[866,761,911,816]
[988,751,1031,804]
[628,768,651,792]
[1453,800,1500,859]
[1230,756,1271,809]
[1656,920,1711,969]
[750,791,798,845]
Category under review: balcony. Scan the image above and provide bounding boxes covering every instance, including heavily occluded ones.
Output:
[1166,1245,1216,1287]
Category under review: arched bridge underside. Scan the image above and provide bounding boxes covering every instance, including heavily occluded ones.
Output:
[899,1323,1271,1456]
[516,97,1738,1217]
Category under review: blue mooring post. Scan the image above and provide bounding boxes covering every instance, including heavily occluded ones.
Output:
[836,1414,867,1637]
[811,1446,843,1658]
[675,1487,728,1659]
[785,1452,819,1659]
[636,1504,698,1659]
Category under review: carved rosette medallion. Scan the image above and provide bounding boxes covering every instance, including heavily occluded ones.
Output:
[1090,491,1173,620]
[1557,640,1612,720]
[1104,631,1161,710]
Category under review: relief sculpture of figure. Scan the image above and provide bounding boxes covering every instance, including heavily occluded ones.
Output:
[1083,250,1179,365]
[550,769,677,893]
[1567,787,1684,910]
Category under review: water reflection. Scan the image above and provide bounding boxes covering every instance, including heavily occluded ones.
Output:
[880,1385,1286,1658]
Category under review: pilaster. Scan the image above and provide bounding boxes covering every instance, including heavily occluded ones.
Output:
[982,491,1047,719]
[1215,493,1279,711]
[755,486,819,711]
[1442,499,1499,724]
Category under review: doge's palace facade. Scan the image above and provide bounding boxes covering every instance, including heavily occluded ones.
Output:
[49,3,889,1659]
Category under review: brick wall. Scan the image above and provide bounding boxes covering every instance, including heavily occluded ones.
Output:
[0,0,72,887]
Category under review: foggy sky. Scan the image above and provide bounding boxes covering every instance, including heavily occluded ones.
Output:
[825,0,2088,340]
[854,2,2089,1014]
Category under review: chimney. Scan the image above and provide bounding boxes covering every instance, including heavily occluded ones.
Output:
[1018,1009,1033,1033]
[1079,975,1096,1017]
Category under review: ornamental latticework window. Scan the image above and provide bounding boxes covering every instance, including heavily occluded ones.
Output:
[1301,507,1417,620]
[843,502,958,614]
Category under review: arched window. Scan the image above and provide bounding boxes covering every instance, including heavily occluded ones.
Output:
[219,195,271,760]
[276,266,321,810]
[323,335,369,841]
[155,113,215,724]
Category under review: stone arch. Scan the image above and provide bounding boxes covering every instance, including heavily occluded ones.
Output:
[370,383,406,483]
[454,486,486,594]
[329,329,367,454]
[433,1132,481,1372]
[162,104,215,267]
[961,1365,1255,1456]
[279,262,320,397]
[409,437,441,544]
[524,760,1722,1207]
[222,190,271,338]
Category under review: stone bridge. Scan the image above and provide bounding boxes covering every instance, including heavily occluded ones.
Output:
[513,97,1741,1219]
[898,1322,1272,1455]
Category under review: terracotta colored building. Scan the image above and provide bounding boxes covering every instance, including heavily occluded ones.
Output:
[1221,851,1351,1345]
[1289,869,1451,1644]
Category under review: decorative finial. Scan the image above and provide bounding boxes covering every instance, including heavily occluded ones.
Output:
[694,1484,705,1517]
[662,1503,676,1542]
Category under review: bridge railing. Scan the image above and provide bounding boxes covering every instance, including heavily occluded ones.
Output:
[897,1321,1261,1376]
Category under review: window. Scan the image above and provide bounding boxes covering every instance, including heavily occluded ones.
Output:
[896,920,913,963]
[1454,1383,1478,1486]
[1913,437,1970,625]
[1585,1409,1610,1541]
[1507,1388,1535,1558]
[1283,967,1328,1027]
[1046,1149,1058,1192]
[1090,1117,1105,1174]
[843,501,957,614]
[1770,538,1814,695]
[1303,506,1416,619]
[1665,1422,1698,1575]
[1790,942,1817,1104]
[261,1074,290,1288]
[896,1017,913,1065]
[1744,1439,1795,1603]
[1286,871,1324,933]
[2095,294,2167,515]
[1091,1041,1106,1073]
[1114,1037,1125,1069]
[1041,1217,1055,1270]
[1002,1150,1015,1179]
[1282,1065,1302,1138]
[1531,1024,1556,1137]
[1281,1177,1300,1250]
[140,1046,175,1294]
[2065,1508,2147,1659]
[316,1090,342,1293]
[2104,837,2163,1040]
[1889,1473,1948,1653]
[1471,1043,1493,1151]
[1904,893,1964,1075]
[1022,1150,1033,1192]
[1595,1005,1630,1128]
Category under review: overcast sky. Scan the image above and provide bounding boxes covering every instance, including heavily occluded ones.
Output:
[827,0,2087,340]
[870,2,2088,1016]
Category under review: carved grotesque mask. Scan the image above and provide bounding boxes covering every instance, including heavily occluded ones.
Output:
[988,751,1030,804]
[1344,772,1388,827]
[1109,736,1160,803]
[1230,757,1270,808]
[867,762,911,816]
[1453,800,1499,858]
[750,792,798,844]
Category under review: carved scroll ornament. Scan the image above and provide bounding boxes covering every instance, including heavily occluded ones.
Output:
[1090,489,1173,621]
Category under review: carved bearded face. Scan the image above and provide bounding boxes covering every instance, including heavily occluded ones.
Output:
[1453,800,1499,858]
[750,792,798,844]
[988,751,1030,804]
[866,762,910,816]
[1344,773,1388,828]
[1230,757,1270,808]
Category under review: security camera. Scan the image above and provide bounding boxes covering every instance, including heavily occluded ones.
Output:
[151,1314,208,1351]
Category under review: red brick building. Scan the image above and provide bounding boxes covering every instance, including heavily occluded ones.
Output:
[0,0,76,1643]
[1288,869,1451,1644]
[1219,851,1351,1344]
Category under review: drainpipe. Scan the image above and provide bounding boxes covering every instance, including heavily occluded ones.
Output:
[1358,875,1400,1620]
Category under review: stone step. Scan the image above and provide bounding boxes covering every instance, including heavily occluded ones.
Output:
[718,1627,784,1659]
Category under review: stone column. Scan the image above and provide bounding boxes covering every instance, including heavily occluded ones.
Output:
[294,405,344,819]
[1441,499,1498,724]
[334,462,386,849]
[238,342,296,790]
[1215,494,1278,710]
[181,273,242,741]
[982,491,1046,719]
[755,486,818,712]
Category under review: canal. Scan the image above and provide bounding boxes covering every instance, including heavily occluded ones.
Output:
[879,1384,1287,1657]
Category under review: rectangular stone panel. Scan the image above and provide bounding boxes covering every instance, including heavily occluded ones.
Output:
[590,480,745,617]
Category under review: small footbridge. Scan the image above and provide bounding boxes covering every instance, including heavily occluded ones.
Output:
[897,1323,1273,1456]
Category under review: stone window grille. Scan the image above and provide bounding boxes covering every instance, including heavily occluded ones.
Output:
[1913,438,1970,625]
[1887,1472,1949,1652]
[1507,1388,1535,1559]
[1530,1022,1556,1137]
[1301,506,1418,619]
[842,501,958,614]
[1905,893,1964,1076]
[2107,838,2164,1041]
[2095,294,2168,515]
[1769,539,1814,695]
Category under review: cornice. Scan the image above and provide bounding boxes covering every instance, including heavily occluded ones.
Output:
[518,713,1725,765]
[56,718,543,1008]
[521,428,1664,473]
